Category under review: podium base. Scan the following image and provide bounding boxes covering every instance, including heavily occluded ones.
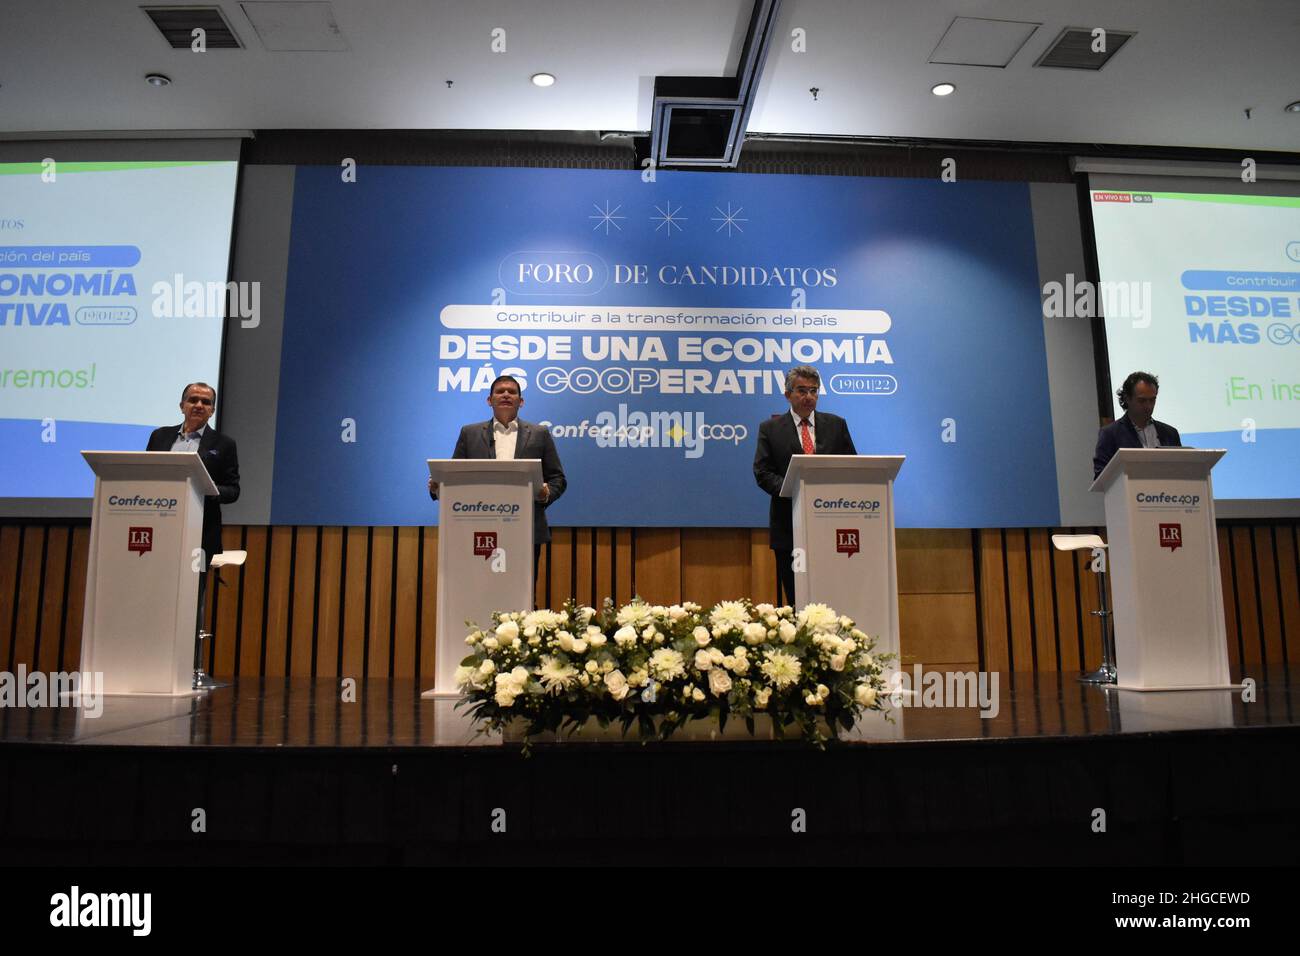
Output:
[193,671,230,692]
[1078,665,1117,684]
[1112,682,1242,693]
[420,687,458,699]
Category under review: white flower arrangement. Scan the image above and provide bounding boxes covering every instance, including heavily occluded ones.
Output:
[457,597,893,748]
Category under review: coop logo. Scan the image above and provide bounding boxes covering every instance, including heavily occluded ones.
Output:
[451,501,521,516]
[813,497,880,512]
[472,531,498,560]
[541,405,747,459]
[835,529,860,556]
[106,493,178,512]
[127,527,153,556]
[1159,523,1183,551]
[1135,492,1200,508]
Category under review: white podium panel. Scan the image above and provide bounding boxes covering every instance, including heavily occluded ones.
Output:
[1090,448,1234,690]
[780,455,904,663]
[80,451,216,697]
[425,459,541,698]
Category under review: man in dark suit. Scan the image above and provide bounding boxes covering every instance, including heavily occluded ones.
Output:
[1093,371,1181,479]
[753,365,857,606]
[428,375,566,572]
[145,382,240,570]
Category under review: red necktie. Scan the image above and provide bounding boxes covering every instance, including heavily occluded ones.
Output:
[799,418,814,455]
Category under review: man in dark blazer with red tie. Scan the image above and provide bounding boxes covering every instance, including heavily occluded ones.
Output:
[428,375,567,571]
[145,382,240,570]
[753,365,857,607]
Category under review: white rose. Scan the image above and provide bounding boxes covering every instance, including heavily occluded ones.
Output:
[743,622,767,645]
[805,692,822,707]
[694,649,714,671]
[571,639,589,654]
[708,668,733,697]
[755,603,775,616]
[817,684,830,699]
[642,625,658,642]
[483,637,499,650]
[830,654,846,672]
[586,631,607,647]
[466,631,482,645]
[524,625,538,638]
[454,664,476,688]
[605,670,630,701]
[614,625,638,647]
[585,660,599,674]
[691,688,706,702]
[693,626,712,647]
[494,689,519,707]
[669,606,687,621]
[732,646,747,659]
[557,631,575,652]
[855,685,877,708]
[778,622,797,644]
[754,687,772,709]
[496,621,520,641]
[478,660,496,676]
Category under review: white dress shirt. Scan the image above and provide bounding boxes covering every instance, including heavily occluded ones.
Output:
[493,419,519,460]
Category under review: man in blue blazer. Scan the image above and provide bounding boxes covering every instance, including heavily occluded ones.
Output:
[429,375,567,569]
[753,365,857,606]
[145,382,240,570]
[1093,371,1182,479]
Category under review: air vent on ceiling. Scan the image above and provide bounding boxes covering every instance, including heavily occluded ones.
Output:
[1034,27,1133,70]
[143,6,243,49]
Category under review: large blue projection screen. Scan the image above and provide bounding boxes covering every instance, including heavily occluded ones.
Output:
[273,167,1058,528]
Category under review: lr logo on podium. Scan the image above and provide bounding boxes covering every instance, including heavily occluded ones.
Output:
[1158,523,1182,551]
[835,529,860,557]
[127,527,153,556]
[473,531,498,560]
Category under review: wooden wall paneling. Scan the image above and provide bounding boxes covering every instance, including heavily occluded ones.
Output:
[367,527,395,678]
[393,526,420,679]
[1230,526,1262,669]
[1003,531,1036,672]
[897,529,974,593]
[898,593,978,668]
[1078,528,1106,672]
[574,528,595,608]
[289,527,319,678]
[212,526,243,678]
[978,530,1010,674]
[547,528,575,609]
[633,528,681,605]
[1051,540,1083,675]
[340,526,369,680]
[11,526,46,670]
[533,538,549,611]
[594,528,613,608]
[1028,530,1058,672]
[748,530,777,607]
[419,527,439,683]
[1217,525,1242,676]
[681,529,750,608]
[237,526,269,677]
[0,525,21,667]
[314,526,344,678]
[61,526,90,671]
[613,529,633,606]
[1253,526,1285,670]
[35,527,70,674]
[263,526,294,677]
[1276,524,1299,668]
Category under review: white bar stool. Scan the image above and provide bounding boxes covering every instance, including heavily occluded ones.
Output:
[1051,534,1117,684]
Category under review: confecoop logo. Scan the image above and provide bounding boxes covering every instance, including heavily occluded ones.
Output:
[813,497,881,514]
[106,493,178,514]
[49,886,151,936]
[127,526,153,556]
[1159,523,1183,551]
[835,529,860,556]
[473,531,498,559]
[540,405,748,460]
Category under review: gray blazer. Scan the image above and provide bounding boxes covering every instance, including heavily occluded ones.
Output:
[445,418,567,544]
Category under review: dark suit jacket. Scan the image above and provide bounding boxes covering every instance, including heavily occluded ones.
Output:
[753,411,857,551]
[443,418,567,545]
[146,424,240,567]
[1092,414,1182,479]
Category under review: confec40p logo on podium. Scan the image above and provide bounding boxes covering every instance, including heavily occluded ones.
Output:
[1158,523,1182,552]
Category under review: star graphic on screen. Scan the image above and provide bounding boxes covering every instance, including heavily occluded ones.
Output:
[589,200,625,234]
[650,201,687,235]
[711,202,748,237]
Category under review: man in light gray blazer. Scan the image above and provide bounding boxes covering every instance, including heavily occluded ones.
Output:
[428,375,567,567]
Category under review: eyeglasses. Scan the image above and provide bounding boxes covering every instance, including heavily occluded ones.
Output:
[789,387,818,396]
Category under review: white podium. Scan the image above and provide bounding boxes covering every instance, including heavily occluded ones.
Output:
[423,458,541,698]
[1090,448,1236,691]
[779,455,905,662]
[80,451,216,696]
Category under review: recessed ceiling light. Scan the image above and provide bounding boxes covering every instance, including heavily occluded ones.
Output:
[145,73,172,87]
[1285,100,1300,113]
[531,73,556,88]
[931,82,956,96]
